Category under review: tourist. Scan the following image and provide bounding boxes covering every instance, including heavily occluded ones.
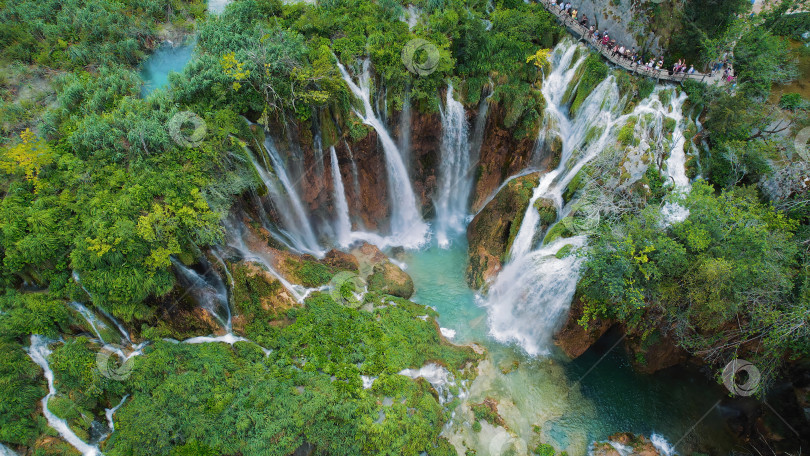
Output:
[580,14,588,27]
[687,65,695,74]
[572,8,578,20]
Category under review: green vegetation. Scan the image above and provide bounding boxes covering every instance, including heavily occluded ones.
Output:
[569,53,608,116]
[534,443,556,456]
[579,181,807,382]
[103,293,477,455]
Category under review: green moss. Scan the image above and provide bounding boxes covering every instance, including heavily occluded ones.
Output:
[658,88,673,107]
[543,220,574,244]
[471,398,503,426]
[555,244,573,259]
[534,198,557,226]
[617,118,637,146]
[562,168,586,204]
[570,54,608,115]
[534,443,555,456]
[285,258,335,287]
[637,78,655,100]
[663,117,677,135]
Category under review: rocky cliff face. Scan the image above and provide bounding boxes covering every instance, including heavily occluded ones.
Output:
[470,103,539,213]
[465,172,541,289]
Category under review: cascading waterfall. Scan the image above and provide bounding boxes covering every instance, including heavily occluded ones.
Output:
[482,40,691,355]
[222,217,320,303]
[330,146,352,247]
[69,301,112,342]
[343,140,362,199]
[170,257,231,332]
[27,335,102,456]
[249,136,324,257]
[435,83,473,248]
[313,130,326,178]
[72,272,134,345]
[337,60,429,247]
[398,91,412,170]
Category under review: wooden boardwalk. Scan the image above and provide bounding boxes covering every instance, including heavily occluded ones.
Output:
[537,0,729,86]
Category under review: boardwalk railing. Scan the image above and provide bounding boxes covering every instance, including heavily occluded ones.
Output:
[536,0,727,85]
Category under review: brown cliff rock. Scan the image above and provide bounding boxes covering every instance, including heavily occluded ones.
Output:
[466,172,540,289]
[553,295,615,359]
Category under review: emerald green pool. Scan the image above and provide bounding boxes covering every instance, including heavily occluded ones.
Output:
[394,234,738,455]
[139,40,195,96]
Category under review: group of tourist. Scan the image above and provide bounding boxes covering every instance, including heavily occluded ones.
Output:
[545,0,703,79]
[710,53,736,82]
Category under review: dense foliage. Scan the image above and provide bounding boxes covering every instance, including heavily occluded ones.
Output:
[0,0,559,453]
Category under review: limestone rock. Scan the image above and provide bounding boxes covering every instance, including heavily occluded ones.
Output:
[466,172,540,288]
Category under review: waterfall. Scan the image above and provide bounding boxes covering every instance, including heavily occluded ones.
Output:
[248,136,324,257]
[398,90,412,170]
[0,444,18,456]
[171,257,231,332]
[330,146,352,247]
[481,236,587,356]
[336,60,429,248]
[435,83,473,248]
[481,40,691,355]
[343,140,362,199]
[104,395,128,434]
[69,301,111,342]
[222,217,320,303]
[313,131,325,178]
[71,273,133,344]
[27,336,102,456]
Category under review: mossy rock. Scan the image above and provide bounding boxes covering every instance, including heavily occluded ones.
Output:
[367,261,414,299]
[569,53,608,116]
[534,198,557,226]
[547,135,563,169]
[534,443,555,456]
[543,220,574,244]
[285,257,336,287]
[466,173,539,288]
[685,155,699,179]
[663,117,677,136]
[562,168,586,204]
[555,244,574,259]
